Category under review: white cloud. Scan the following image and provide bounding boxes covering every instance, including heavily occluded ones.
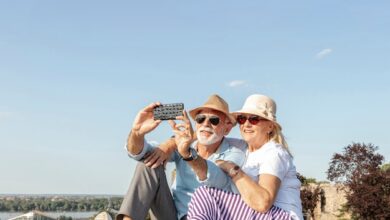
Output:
[227,80,247,87]
[316,48,333,59]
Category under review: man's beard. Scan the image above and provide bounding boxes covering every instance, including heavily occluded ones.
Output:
[196,127,223,145]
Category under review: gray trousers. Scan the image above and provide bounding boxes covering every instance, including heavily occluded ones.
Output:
[116,162,178,220]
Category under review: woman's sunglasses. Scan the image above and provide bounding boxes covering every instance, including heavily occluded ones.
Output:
[195,114,220,126]
[236,115,265,125]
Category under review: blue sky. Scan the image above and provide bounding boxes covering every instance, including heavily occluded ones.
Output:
[1,1,389,194]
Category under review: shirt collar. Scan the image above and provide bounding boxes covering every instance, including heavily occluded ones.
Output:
[191,137,228,154]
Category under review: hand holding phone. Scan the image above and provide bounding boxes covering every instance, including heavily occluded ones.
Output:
[153,103,184,120]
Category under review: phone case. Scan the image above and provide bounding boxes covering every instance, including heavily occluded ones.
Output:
[153,103,184,120]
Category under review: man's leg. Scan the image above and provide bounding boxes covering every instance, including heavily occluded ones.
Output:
[116,162,177,220]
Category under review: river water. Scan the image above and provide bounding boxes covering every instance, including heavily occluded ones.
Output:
[0,211,97,220]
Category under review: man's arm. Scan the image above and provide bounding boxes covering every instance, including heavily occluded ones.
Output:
[143,137,177,168]
[126,102,162,157]
[168,111,210,179]
[182,149,245,190]
[196,147,245,189]
[185,139,247,185]
[168,111,236,187]
[127,128,145,155]
[158,137,177,157]
[185,156,208,180]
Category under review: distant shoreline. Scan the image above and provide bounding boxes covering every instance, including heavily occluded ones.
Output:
[0,194,122,197]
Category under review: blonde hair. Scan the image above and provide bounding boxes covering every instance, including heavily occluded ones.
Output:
[269,124,292,157]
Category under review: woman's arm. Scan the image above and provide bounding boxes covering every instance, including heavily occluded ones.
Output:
[234,172,280,212]
[217,161,281,213]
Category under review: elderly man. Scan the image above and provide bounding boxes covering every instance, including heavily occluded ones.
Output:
[117,94,246,220]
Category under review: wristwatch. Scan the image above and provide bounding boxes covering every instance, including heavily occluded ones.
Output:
[229,165,240,178]
[182,148,198,161]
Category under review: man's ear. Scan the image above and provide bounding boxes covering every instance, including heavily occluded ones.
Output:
[224,121,233,135]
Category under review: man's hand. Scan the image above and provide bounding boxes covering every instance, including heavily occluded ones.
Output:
[132,102,162,136]
[127,102,162,155]
[143,148,169,168]
[168,110,194,158]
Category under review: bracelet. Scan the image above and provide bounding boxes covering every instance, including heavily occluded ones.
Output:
[228,165,240,178]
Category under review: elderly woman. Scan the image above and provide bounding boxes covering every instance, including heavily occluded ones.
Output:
[187,94,303,220]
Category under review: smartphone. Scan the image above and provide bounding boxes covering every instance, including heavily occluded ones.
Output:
[153,103,184,120]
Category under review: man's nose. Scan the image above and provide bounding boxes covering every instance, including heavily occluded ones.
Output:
[198,117,213,126]
[201,118,211,126]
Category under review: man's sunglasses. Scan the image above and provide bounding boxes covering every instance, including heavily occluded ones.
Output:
[236,115,265,125]
[195,114,220,126]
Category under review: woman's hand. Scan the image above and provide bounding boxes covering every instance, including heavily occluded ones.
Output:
[216,160,239,176]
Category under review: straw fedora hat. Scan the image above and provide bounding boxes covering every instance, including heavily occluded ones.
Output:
[232,94,281,129]
[189,94,236,124]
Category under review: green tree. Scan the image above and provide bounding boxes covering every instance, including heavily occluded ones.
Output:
[381,162,390,171]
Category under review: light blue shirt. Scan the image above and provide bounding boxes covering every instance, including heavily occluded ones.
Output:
[128,137,247,220]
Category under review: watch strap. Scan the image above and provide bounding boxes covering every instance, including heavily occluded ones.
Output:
[229,165,240,178]
[183,148,198,161]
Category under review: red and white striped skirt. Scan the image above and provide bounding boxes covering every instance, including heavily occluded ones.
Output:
[188,186,291,220]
